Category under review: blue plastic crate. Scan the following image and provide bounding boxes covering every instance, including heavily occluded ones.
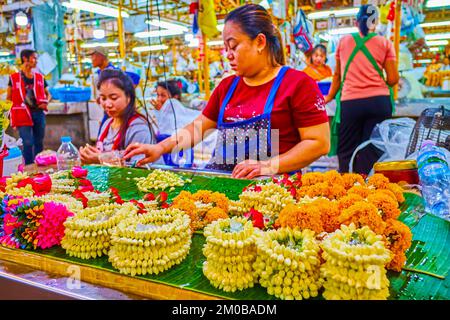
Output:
[318,81,331,96]
[50,86,91,102]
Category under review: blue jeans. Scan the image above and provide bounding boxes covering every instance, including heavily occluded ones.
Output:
[18,110,46,165]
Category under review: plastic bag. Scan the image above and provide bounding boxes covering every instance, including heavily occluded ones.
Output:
[349,117,417,174]
[35,150,57,166]
[293,9,314,53]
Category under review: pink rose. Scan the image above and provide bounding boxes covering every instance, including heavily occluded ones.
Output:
[71,166,88,178]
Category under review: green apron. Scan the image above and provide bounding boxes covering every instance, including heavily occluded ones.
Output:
[329,33,395,156]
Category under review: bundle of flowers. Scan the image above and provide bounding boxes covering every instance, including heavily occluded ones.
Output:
[108,208,191,276]
[0,197,73,250]
[134,169,190,192]
[253,228,323,300]
[337,201,387,235]
[30,194,84,214]
[0,172,52,198]
[50,166,92,194]
[202,217,258,292]
[229,182,295,226]
[276,203,323,234]
[171,190,229,231]
[61,203,135,259]
[320,224,392,300]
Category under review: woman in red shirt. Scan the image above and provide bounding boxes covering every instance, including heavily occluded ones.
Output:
[124,4,330,179]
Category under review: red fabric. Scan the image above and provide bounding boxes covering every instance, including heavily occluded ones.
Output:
[202,68,329,154]
[98,114,141,150]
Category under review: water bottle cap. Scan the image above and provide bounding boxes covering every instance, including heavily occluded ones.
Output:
[61,136,72,143]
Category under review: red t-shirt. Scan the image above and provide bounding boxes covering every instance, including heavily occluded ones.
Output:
[202,68,329,154]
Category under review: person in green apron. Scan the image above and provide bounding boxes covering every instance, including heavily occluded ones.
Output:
[325,4,399,174]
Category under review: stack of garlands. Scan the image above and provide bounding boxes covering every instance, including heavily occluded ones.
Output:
[171,190,229,231]
[0,196,73,250]
[253,228,323,300]
[61,203,134,259]
[50,166,92,194]
[320,224,392,300]
[134,169,190,192]
[108,208,191,276]
[0,172,52,198]
[229,182,295,227]
[202,217,258,292]
[29,194,83,214]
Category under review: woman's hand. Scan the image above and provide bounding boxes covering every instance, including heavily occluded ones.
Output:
[80,145,100,164]
[150,99,162,110]
[324,95,332,104]
[232,159,275,179]
[123,142,164,166]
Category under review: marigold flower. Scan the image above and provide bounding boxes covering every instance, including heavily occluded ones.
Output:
[383,219,412,272]
[367,174,391,189]
[338,201,386,234]
[337,194,364,211]
[311,198,340,233]
[277,203,323,234]
[341,173,366,190]
[367,192,401,220]
[347,185,372,198]
[299,182,346,200]
[323,170,345,186]
[204,207,228,225]
[301,172,325,186]
[387,183,405,203]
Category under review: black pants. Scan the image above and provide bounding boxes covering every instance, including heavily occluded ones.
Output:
[338,95,392,174]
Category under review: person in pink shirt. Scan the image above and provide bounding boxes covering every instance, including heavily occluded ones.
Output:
[325,4,399,174]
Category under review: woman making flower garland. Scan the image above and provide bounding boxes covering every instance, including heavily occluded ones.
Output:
[80,69,154,165]
[124,4,330,179]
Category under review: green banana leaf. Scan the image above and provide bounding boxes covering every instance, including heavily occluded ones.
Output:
[19,166,450,299]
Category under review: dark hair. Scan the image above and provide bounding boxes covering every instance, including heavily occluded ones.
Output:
[225,4,286,66]
[310,44,328,64]
[20,49,36,63]
[97,69,147,149]
[356,4,379,37]
[157,80,182,100]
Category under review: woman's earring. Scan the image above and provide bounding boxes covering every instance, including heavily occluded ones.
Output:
[258,49,262,54]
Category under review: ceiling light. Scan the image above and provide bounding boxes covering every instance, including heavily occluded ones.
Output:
[134,29,184,38]
[80,42,118,48]
[62,0,129,18]
[420,21,450,28]
[426,40,449,46]
[329,27,358,35]
[307,8,359,20]
[132,45,168,53]
[15,11,28,26]
[425,0,450,8]
[425,33,450,40]
[93,29,105,39]
[146,19,188,32]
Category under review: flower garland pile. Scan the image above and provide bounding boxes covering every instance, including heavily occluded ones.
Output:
[383,219,412,272]
[229,182,295,228]
[171,190,229,231]
[0,197,73,250]
[202,217,258,292]
[320,224,392,300]
[61,203,135,259]
[253,228,323,300]
[0,172,52,198]
[50,166,93,194]
[30,194,84,214]
[108,208,191,276]
[134,169,190,192]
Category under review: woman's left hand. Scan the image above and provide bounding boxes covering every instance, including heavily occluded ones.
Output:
[232,160,272,179]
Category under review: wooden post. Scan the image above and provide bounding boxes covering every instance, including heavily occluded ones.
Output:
[118,0,126,70]
[393,0,402,101]
[172,39,177,75]
[203,33,211,100]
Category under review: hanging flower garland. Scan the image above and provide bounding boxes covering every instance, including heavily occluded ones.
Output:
[253,228,323,300]
[108,208,191,276]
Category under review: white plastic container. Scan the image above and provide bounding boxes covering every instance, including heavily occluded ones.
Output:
[3,147,24,176]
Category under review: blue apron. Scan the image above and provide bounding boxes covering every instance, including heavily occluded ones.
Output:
[206,66,289,171]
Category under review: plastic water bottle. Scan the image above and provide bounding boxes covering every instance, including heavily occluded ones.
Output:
[417,141,450,220]
[56,136,81,171]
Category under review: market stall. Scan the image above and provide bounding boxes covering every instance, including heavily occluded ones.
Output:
[0,165,448,300]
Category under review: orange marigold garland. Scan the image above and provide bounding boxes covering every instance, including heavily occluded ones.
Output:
[277,203,323,234]
[383,219,412,272]
[347,185,372,198]
[338,201,387,235]
[311,198,341,233]
[367,191,401,221]
[297,182,346,201]
[387,183,405,203]
[367,173,391,189]
[337,194,364,211]
[301,172,325,186]
[323,170,345,187]
[341,173,366,190]
[204,207,229,225]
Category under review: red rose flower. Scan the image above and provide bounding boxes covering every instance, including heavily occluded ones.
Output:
[144,193,156,201]
[71,166,88,178]
[159,192,168,203]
